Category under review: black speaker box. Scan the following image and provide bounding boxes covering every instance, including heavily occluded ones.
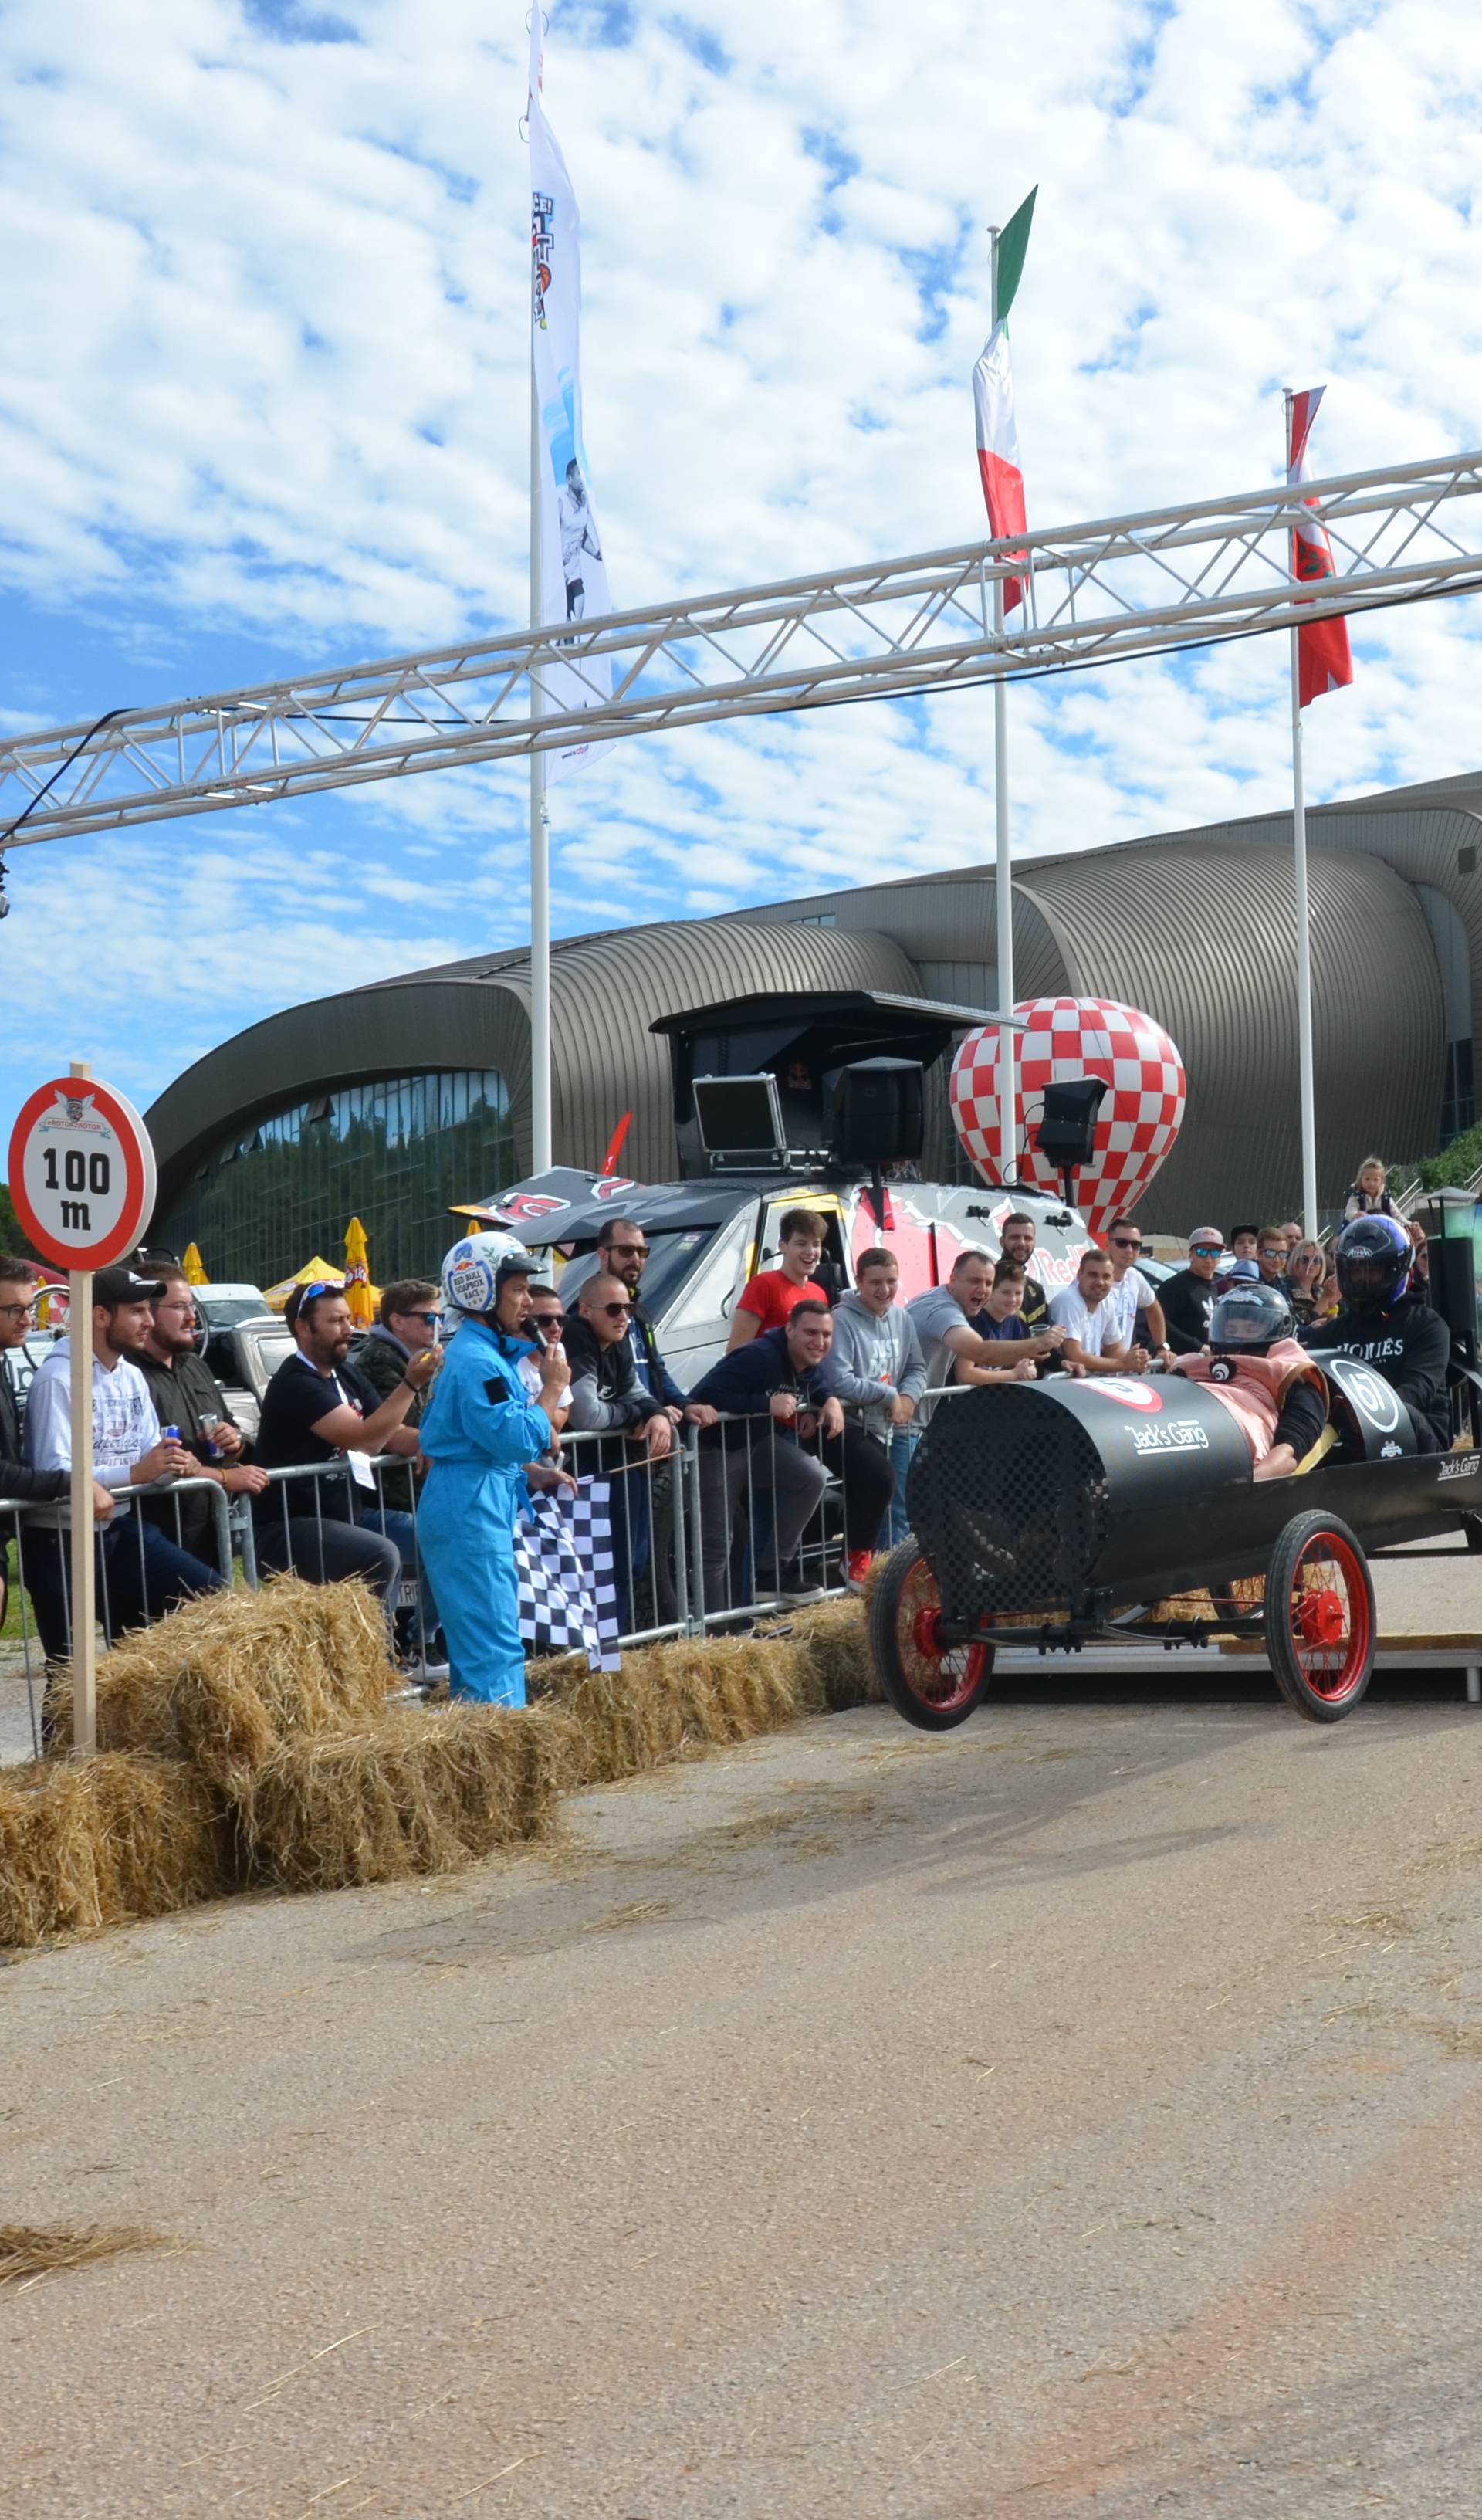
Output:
[1034,1076,1108,1166]
[828,1058,924,1166]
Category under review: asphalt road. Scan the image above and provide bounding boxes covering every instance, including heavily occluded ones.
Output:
[6,1658,1482,2519]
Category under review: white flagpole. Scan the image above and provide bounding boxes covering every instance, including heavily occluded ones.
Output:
[989,225,1016,1191]
[1284,390,1319,1242]
[529,307,553,1173]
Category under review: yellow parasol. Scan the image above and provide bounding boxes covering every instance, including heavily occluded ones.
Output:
[343,1216,374,1327]
[262,1256,344,1314]
[181,1242,208,1285]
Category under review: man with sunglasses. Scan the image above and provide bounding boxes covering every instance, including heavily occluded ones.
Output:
[594,1214,716,1430]
[1157,1228,1227,1355]
[356,1279,445,1511]
[564,1271,673,1631]
[252,1280,438,1622]
[1103,1218,1169,1358]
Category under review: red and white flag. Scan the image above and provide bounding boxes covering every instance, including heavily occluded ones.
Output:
[973,322,1027,614]
[1287,386,1353,707]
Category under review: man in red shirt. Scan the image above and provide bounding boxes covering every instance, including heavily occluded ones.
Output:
[726,1208,830,1350]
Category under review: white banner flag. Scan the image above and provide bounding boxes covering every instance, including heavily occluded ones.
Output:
[528,19,612,782]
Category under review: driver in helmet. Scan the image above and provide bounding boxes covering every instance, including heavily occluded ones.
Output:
[1170,1279,1329,1480]
[414,1233,570,1706]
[1302,1213,1450,1453]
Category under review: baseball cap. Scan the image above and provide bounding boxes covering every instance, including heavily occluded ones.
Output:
[1188,1226,1224,1249]
[1227,1257,1260,1282]
[94,1265,166,1306]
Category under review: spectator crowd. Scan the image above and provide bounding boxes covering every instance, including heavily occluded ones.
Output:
[0,1147,1453,1726]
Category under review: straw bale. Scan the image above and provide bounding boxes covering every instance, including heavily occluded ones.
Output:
[552,1628,810,1788]
[240,1703,573,1892]
[0,1754,229,1949]
[780,1596,877,1712]
[56,1577,397,1787]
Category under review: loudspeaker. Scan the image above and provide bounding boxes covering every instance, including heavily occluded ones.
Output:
[828,1058,925,1166]
[1034,1076,1108,1167]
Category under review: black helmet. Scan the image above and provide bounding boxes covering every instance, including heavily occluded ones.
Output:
[1335,1213,1411,1312]
[1209,1279,1293,1356]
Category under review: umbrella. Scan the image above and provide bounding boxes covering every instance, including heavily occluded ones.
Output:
[262,1256,344,1314]
[181,1242,208,1285]
[343,1216,374,1327]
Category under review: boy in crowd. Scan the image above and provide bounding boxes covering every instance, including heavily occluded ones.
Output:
[727,1208,830,1350]
[830,1248,927,1546]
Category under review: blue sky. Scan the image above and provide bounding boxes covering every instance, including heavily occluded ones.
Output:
[1,0,1480,1153]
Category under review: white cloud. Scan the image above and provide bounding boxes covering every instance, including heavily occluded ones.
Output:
[1,0,1481,1150]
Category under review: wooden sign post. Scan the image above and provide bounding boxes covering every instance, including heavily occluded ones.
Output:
[6,1065,157,1755]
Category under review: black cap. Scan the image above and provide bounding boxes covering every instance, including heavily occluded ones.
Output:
[94,1265,167,1306]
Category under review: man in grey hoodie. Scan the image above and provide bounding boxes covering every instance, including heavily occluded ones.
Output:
[829,1248,928,1547]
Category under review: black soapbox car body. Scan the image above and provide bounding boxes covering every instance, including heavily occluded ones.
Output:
[871,1353,1482,1727]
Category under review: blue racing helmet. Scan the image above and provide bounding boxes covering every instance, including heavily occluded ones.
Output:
[1334,1212,1410,1312]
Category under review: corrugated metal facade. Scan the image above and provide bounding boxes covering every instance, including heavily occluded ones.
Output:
[147,768,1479,1238]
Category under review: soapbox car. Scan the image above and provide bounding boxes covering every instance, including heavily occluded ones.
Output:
[872,1355,1480,1728]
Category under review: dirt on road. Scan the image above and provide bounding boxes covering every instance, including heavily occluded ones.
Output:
[5,1665,1482,2519]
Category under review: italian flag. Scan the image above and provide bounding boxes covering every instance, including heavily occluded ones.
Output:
[973,188,1035,615]
[1287,385,1354,706]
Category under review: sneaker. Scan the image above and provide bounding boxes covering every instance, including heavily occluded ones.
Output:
[844,1550,874,1594]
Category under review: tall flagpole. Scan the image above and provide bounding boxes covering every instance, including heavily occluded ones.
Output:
[989,224,1016,1191]
[1284,388,1318,1242]
[529,334,553,1173]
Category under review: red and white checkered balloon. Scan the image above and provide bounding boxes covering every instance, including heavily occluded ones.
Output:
[949,997,1186,1236]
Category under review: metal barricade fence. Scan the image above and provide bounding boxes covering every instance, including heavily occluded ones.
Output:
[0,1474,234,1758]
[1,1387,976,1756]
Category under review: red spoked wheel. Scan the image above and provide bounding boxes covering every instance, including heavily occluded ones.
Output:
[870,1543,993,1731]
[1263,1510,1375,1722]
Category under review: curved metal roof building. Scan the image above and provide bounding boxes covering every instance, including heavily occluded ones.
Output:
[147,769,1482,1277]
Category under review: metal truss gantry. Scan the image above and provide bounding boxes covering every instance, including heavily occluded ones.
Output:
[4,448,1482,845]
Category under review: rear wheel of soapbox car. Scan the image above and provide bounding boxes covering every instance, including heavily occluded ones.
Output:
[1263,1509,1376,1722]
[871,1542,993,1731]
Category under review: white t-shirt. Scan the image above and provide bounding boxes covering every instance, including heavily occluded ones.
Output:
[1104,1266,1155,1347]
[22,1337,161,1521]
[1048,1285,1117,1359]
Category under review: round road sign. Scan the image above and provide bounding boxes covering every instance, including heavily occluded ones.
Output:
[7,1075,157,1272]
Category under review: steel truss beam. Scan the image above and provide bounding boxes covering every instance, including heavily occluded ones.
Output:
[4,449,1482,845]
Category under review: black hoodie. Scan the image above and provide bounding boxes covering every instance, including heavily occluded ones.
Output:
[1303,1296,1450,1451]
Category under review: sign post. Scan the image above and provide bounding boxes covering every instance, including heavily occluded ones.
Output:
[6,1064,157,1755]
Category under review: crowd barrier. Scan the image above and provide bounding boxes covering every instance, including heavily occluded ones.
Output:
[0,1392,963,1749]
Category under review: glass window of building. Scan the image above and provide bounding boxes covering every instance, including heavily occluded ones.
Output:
[162,1069,514,1289]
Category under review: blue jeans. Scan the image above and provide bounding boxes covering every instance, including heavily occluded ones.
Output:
[24,1516,225,1667]
[356,1503,442,1648]
[881,1426,919,1548]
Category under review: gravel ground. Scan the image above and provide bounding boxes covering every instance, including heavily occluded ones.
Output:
[5,1620,1482,2517]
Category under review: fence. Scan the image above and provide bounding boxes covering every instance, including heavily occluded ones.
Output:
[0,1397,957,1755]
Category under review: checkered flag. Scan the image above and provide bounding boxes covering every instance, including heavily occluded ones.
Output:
[516,1478,621,1671]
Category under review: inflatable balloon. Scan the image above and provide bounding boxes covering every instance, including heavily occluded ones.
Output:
[949,996,1186,1237]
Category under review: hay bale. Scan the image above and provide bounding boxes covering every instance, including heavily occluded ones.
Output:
[553,1628,809,1788]
[56,1577,397,1787]
[240,1703,573,1892]
[0,1754,229,1949]
[780,1596,877,1711]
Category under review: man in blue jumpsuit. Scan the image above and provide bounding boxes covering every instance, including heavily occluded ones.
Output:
[416,1234,570,1707]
